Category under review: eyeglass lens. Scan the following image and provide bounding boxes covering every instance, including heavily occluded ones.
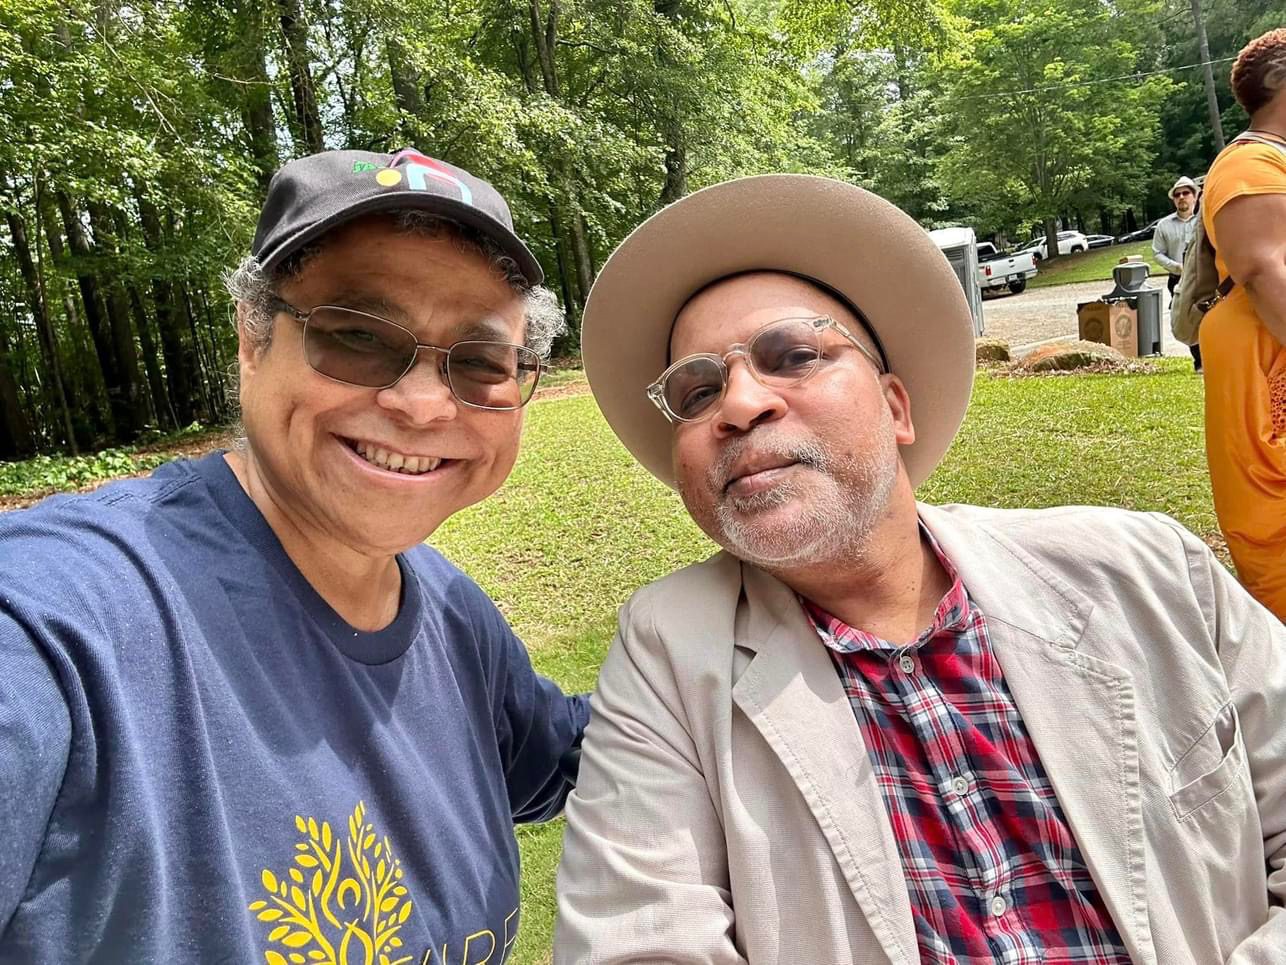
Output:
[303,307,539,408]
[662,317,825,421]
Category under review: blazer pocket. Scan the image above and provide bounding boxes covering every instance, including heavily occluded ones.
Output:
[1168,702,1248,820]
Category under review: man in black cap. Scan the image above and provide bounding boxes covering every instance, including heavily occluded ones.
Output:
[0,149,588,963]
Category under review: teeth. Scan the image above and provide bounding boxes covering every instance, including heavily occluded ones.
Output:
[352,441,442,475]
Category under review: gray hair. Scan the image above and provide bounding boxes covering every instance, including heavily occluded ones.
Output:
[225,209,565,357]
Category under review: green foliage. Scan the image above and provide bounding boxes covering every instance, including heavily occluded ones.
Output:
[0,422,211,497]
[937,0,1174,236]
[0,448,168,497]
[1148,0,1286,215]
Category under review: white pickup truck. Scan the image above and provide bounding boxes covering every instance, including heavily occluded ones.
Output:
[976,243,1038,295]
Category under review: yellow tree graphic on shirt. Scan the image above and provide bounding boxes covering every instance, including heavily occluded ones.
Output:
[249,800,416,965]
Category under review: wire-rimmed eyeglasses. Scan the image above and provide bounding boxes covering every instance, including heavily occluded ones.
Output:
[269,296,542,411]
[646,315,885,424]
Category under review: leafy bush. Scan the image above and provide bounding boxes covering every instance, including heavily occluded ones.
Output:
[0,449,172,498]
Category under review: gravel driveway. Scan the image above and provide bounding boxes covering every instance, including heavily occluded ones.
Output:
[981,279,1192,359]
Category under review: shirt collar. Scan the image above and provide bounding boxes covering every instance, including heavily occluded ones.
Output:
[803,520,972,653]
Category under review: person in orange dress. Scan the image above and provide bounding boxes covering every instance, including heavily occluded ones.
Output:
[1200,28,1286,620]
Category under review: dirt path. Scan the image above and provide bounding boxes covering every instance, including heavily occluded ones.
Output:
[982,280,1192,359]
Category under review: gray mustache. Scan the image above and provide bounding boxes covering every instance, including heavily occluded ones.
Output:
[712,433,829,490]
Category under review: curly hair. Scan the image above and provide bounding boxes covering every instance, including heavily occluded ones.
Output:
[225,210,565,358]
[1231,28,1286,116]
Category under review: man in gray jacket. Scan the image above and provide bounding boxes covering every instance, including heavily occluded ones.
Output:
[556,174,1285,963]
[1154,175,1202,371]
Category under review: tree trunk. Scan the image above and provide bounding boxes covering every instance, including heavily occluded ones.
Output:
[528,0,560,97]
[569,210,595,303]
[654,0,687,205]
[128,285,175,429]
[241,42,279,195]
[197,287,229,418]
[55,189,126,438]
[387,38,426,141]
[86,200,148,435]
[179,283,216,422]
[277,0,324,153]
[136,192,199,425]
[1190,0,1225,152]
[528,0,595,303]
[547,202,580,317]
[1043,218,1060,263]
[40,191,101,446]
[0,330,35,458]
[658,130,687,206]
[6,210,77,452]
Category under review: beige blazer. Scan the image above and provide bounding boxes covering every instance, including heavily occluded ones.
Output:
[555,504,1286,964]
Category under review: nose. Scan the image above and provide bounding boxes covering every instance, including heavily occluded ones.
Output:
[374,348,458,424]
[713,357,786,435]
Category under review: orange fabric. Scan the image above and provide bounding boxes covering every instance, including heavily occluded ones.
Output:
[1200,141,1286,620]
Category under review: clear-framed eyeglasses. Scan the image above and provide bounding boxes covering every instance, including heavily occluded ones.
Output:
[646,315,886,424]
[269,296,543,411]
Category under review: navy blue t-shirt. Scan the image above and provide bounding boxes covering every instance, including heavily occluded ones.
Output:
[0,453,589,963]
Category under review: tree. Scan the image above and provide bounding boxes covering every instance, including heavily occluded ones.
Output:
[937,0,1173,253]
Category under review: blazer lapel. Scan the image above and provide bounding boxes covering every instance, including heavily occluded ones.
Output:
[730,563,918,964]
[919,504,1157,964]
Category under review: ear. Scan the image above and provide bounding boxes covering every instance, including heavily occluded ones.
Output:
[880,373,916,446]
[236,302,265,378]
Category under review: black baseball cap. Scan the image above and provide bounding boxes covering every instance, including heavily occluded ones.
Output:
[251,148,544,285]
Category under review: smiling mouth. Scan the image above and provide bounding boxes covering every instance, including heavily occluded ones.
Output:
[343,438,448,476]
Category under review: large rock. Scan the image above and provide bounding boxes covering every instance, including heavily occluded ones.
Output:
[975,337,1011,364]
[1017,339,1139,373]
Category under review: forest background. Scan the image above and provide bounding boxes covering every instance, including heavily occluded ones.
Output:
[1,0,1281,457]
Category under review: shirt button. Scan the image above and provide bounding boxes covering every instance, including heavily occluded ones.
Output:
[990,895,1007,917]
[898,655,916,673]
[952,776,969,796]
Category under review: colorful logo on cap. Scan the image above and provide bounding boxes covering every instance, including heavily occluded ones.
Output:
[373,149,474,206]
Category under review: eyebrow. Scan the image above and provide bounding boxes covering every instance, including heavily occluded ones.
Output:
[323,293,517,343]
[327,292,408,321]
[454,318,517,342]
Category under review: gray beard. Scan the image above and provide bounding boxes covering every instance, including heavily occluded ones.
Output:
[684,411,899,569]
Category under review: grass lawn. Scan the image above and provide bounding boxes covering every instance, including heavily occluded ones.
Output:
[431,357,1214,963]
[0,360,1214,963]
[1029,240,1165,289]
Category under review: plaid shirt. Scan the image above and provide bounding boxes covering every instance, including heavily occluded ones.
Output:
[804,535,1130,964]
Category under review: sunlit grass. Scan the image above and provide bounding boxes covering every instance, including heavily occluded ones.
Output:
[1028,240,1165,289]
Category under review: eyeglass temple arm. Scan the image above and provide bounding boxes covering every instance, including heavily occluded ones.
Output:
[267,295,308,321]
[830,319,887,374]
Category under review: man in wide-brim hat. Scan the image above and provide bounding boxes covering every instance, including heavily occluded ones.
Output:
[1154,173,1203,371]
[554,174,1286,963]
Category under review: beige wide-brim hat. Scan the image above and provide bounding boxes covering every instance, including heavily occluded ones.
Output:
[581,174,975,489]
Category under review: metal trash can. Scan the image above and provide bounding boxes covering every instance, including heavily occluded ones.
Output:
[1101,260,1162,355]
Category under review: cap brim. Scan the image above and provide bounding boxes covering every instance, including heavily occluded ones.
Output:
[581,175,975,489]
[260,191,544,286]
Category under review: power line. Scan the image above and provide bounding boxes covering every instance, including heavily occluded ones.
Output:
[952,55,1238,102]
